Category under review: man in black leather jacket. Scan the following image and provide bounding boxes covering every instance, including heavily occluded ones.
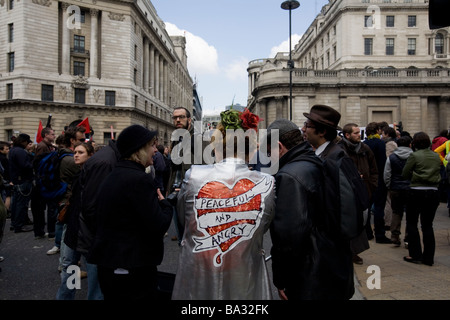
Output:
[268,118,355,300]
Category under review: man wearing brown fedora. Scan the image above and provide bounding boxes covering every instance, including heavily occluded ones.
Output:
[302,105,371,267]
[302,104,342,158]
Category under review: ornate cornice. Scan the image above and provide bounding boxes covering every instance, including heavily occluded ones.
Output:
[108,12,125,21]
[32,0,52,7]
[71,75,89,89]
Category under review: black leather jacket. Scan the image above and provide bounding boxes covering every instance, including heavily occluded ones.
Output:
[270,142,354,300]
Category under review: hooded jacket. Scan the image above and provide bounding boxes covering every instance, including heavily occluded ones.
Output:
[384,146,413,189]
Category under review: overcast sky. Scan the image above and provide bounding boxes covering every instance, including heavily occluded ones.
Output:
[152,0,330,115]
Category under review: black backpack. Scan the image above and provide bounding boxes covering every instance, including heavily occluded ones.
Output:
[322,151,370,240]
[34,150,73,200]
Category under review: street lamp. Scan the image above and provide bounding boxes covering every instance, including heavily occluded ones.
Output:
[281,0,300,121]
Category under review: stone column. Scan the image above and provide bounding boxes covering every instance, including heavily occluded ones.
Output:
[159,58,164,102]
[154,52,160,99]
[89,9,99,78]
[439,96,449,131]
[143,38,149,91]
[420,96,428,131]
[149,45,155,95]
[61,2,71,75]
[163,60,168,103]
[257,99,267,129]
[275,97,284,120]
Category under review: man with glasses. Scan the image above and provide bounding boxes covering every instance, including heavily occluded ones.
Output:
[167,107,193,244]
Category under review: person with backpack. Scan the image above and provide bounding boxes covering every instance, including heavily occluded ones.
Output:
[301,105,362,296]
[31,127,58,240]
[268,118,354,300]
[339,123,378,265]
[383,136,413,247]
[45,126,85,256]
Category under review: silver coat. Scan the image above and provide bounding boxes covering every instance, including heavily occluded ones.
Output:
[171,158,276,300]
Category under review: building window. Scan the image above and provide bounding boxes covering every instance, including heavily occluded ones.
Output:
[103,132,113,144]
[408,38,416,55]
[386,38,395,55]
[79,11,86,23]
[8,52,14,72]
[74,88,86,104]
[386,16,395,28]
[8,0,14,10]
[73,61,85,76]
[364,16,373,28]
[8,24,13,42]
[364,38,373,55]
[6,84,13,99]
[41,85,54,101]
[408,16,416,27]
[435,33,444,54]
[105,91,116,106]
[134,45,138,61]
[74,35,85,53]
[134,69,137,84]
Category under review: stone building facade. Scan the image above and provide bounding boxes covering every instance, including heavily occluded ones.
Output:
[248,0,450,136]
[0,0,193,145]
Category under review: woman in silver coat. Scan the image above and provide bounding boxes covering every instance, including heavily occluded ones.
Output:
[172,108,275,300]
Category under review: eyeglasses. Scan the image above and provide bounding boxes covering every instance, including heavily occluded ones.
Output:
[303,121,316,129]
[172,115,187,120]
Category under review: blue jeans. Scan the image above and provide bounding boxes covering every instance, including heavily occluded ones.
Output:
[56,234,80,300]
[10,181,32,231]
[83,255,104,300]
[56,226,103,300]
[54,221,64,249]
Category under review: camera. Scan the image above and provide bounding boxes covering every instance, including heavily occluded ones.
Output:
[167,190,179,206]
[166,183,181,206]
[1,179,11,192]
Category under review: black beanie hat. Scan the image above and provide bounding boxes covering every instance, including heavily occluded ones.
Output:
[116,124,157,158]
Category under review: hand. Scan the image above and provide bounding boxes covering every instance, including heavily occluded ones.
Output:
[278,289,288,300]
[157,188,164,201]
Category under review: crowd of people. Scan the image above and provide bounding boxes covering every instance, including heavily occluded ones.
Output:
[0,105,448,299]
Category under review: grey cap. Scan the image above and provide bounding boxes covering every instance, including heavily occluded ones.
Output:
[267,119,300,139]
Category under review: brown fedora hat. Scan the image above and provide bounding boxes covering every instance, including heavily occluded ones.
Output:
[303,104,342,130]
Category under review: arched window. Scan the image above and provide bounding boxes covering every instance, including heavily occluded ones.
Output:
[435,33,444,54]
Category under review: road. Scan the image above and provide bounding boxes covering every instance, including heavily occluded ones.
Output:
[0,209,363,300]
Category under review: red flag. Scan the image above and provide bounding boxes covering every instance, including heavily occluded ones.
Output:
[110,125,115,140]
[36,120,43,143]
[77,117,91,134]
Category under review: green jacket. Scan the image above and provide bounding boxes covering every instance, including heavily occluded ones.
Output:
[59,148,80,205]
[402,148,441,188]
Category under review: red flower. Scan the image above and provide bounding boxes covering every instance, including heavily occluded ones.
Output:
[239,108,262,132]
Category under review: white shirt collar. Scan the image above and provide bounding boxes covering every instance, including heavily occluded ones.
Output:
[315,141,331,157]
